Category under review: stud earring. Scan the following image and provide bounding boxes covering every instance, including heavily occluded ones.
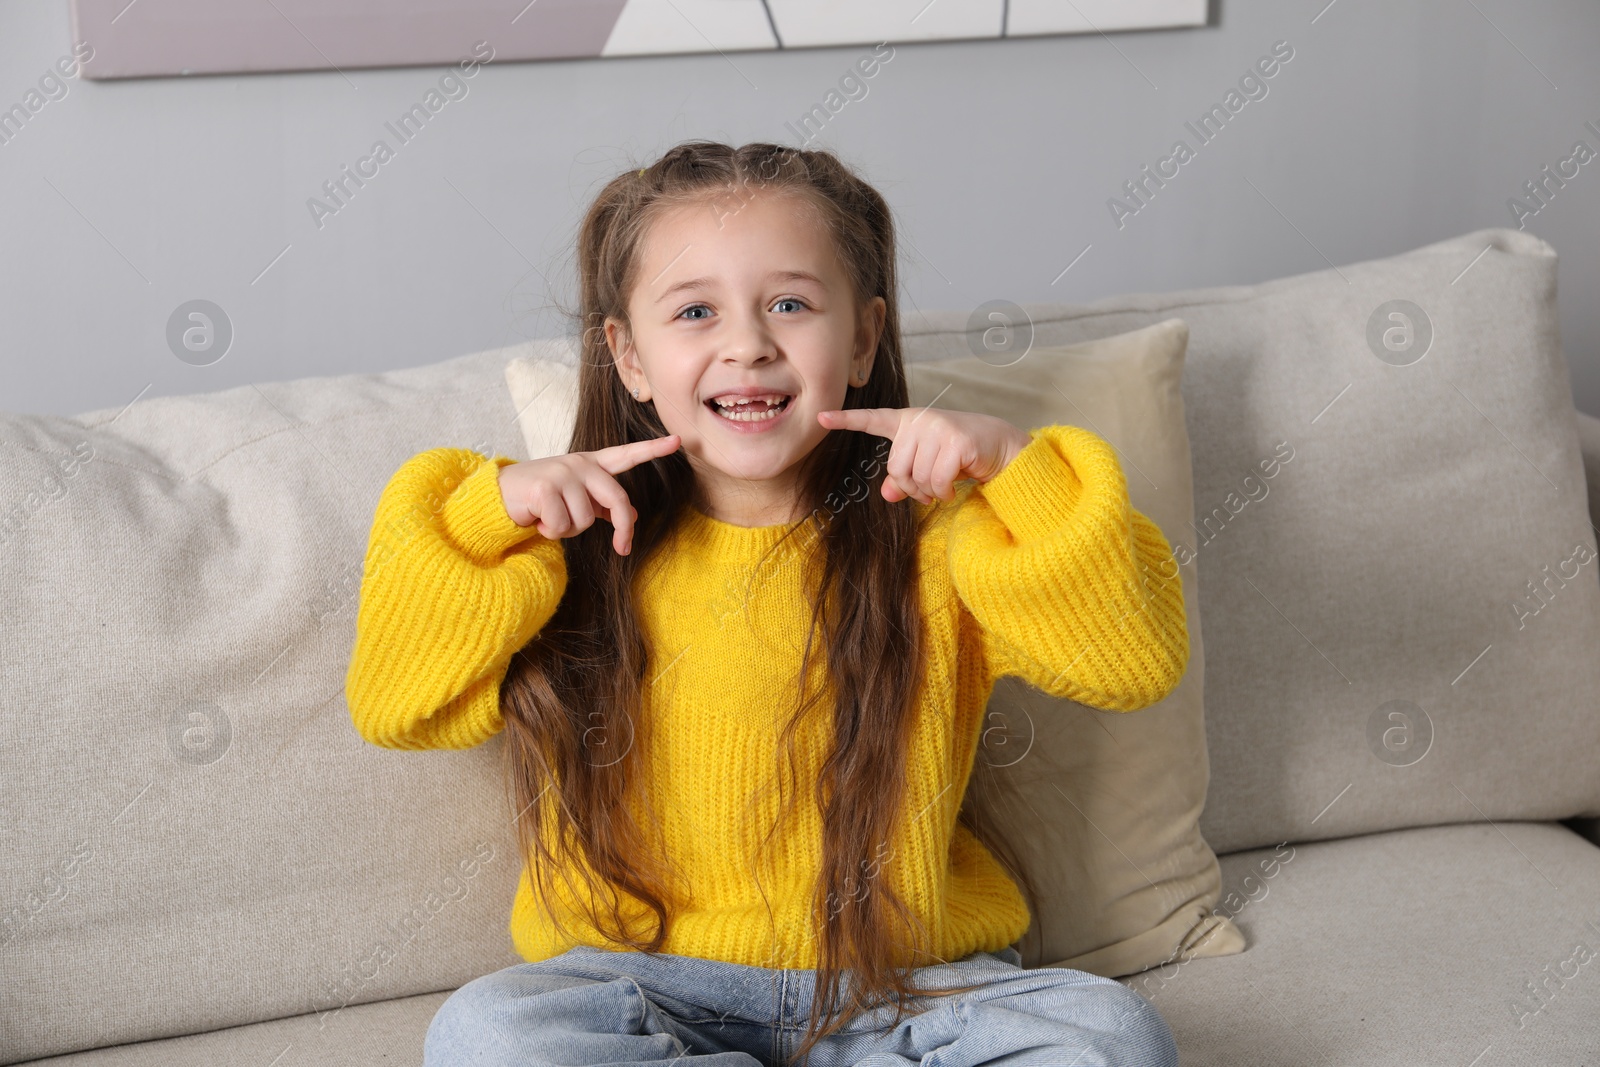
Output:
[631,387,640,399]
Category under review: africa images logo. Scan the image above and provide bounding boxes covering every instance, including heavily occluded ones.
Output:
[1107,39,1295,230]
[306,41,495,230]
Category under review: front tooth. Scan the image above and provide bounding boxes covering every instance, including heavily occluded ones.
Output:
[714,395,788,420]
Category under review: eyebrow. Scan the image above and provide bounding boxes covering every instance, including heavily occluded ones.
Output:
[654,269,827,303]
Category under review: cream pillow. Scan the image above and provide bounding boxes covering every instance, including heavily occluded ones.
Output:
[503,317,1242,978]
[899,318,1241,978]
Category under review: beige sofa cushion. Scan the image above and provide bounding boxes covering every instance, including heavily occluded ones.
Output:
[11,991,452,1067]
[1130,821,1600,1063]
[899,227,1600,855]
[505,318,1246,979]
[0,348,557,1063]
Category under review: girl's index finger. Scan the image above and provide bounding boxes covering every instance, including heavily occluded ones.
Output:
[818,407,903,441]
[594,434,680,475]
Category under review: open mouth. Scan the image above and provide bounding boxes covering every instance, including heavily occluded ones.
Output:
[705,394,793,422]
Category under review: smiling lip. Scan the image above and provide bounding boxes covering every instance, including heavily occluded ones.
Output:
[704,390,794,433]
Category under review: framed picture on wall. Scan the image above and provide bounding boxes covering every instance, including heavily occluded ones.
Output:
[71,0,1210,80]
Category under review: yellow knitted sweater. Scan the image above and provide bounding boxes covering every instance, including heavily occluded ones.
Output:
[345,424,1189,970]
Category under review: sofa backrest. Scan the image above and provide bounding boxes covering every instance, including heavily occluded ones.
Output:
[899,226,1600,856]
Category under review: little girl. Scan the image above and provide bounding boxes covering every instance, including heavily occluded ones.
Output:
[346,141,1189,1067]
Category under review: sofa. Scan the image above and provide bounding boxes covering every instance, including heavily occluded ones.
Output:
[3,225,1598,1065]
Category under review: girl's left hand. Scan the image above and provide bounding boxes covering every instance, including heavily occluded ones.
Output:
[817,407,1033,505]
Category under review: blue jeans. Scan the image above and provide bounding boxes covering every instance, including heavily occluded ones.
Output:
[423,944,1179,1066]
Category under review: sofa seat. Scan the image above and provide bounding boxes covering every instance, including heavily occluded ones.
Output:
[24,822,1598,1065]
[1135,821,1600,1065]
[22,990,451,1065]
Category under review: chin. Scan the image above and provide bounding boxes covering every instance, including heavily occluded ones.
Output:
[697,440,804,475]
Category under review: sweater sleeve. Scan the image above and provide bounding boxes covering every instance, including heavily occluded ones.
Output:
[947,424,1189,712]
[345,447,567,750]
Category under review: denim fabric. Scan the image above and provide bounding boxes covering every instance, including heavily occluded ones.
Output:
[424,943,1178,1066]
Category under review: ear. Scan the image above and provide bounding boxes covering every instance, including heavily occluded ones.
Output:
[605,317,645,396]
[602,315,629,361]
[853,295,886,383]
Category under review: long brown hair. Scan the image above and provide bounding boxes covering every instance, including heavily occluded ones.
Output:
[498,140,1040,1065]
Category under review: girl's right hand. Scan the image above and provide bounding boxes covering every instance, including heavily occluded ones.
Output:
[496,434,681,555]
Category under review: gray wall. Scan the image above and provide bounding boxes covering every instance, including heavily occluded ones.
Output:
[3,0,1598,419]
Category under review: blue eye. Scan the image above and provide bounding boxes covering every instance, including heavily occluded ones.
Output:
[676,298,807,321]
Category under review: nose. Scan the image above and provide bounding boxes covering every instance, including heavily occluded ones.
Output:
[719,306,778,366]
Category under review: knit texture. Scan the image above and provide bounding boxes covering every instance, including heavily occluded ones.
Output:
[345,424,1189,968]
